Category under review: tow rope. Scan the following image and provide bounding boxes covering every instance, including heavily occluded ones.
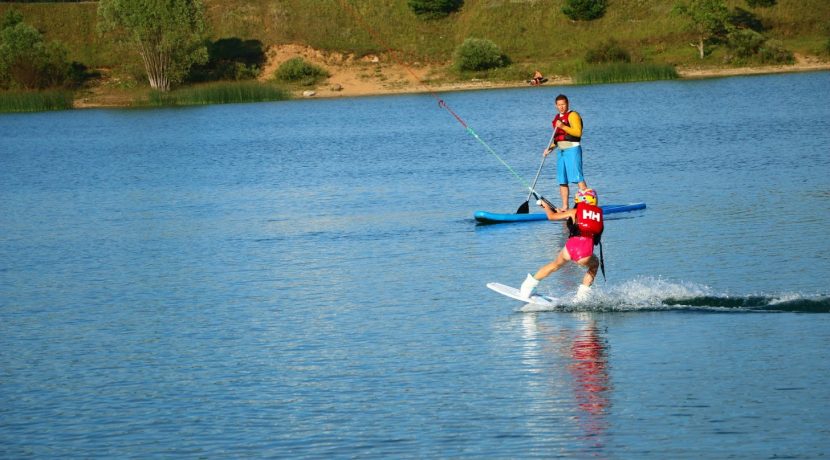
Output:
[334,0,538,197]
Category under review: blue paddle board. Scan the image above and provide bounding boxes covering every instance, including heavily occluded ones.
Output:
[474,202,646,224]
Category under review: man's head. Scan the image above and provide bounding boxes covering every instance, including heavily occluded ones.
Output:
[555,94,569,114]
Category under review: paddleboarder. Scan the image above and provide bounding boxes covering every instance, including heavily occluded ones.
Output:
[520,188,603,303]
[544,94,588,210]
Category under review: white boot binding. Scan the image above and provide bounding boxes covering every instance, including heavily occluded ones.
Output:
[520,274,539,299]
[574,284,591,303]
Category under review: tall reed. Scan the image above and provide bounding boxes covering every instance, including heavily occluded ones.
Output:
[0,90,74,113]
[574,63,679,85]
[143,81,290,107]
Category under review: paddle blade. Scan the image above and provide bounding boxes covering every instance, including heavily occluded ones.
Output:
[516,201,530,214]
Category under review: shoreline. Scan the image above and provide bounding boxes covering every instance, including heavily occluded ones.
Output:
[299,61,830,101]
[72,58,830,109]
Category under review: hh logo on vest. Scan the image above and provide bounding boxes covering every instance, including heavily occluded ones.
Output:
[576,202,603,239]
[581,209,601,222]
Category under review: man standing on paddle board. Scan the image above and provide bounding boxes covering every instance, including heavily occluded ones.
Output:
[520,188,603,302]
[544,94,588,210]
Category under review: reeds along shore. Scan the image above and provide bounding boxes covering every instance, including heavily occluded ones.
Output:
[0,82,291,112]
[142,82,290,107]
[0,89,74,113]
[574,63,679,84]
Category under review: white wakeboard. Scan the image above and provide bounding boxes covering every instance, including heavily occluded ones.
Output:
[487,282,559,307]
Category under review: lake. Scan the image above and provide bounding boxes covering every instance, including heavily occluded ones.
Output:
[1,71,829,458]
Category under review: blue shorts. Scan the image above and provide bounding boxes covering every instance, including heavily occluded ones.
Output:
[557,145,584,185]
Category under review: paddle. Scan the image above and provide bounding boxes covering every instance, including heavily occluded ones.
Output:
[516,132,556,214]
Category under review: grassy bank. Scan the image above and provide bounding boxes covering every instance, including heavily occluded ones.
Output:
[0,90,74,113]
[3,0,828,71]
[1,0,828,110]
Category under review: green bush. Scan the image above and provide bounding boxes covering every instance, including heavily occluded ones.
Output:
[274,57,329,85]
[759,39,794,64]
[745,0,775,7]
[725,29,793,64]
[585,39,631,63]
[562,0,607,21]
[727,29,766,58]
[453,38,507,72]
[407,0,463,19]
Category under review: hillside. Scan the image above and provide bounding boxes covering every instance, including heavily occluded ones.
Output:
[1,0,829,104]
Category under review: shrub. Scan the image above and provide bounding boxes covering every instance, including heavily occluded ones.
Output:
[408,0,463,19]
[727,29,766,58]
[745,0,776,7]
[725,29,793,64]
[274,57,329,85]
[562,0,607,21]
[585,39,631,63]
[758,40,794,64]
[453,38,507,72]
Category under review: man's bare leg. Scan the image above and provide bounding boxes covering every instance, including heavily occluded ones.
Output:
[559,184,569,210]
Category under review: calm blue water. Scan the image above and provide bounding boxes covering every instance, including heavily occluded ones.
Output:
[2,72,829,458]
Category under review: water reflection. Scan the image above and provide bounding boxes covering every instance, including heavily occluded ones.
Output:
[522,313,611,454]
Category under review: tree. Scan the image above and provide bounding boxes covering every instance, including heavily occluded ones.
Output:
[673,0,732,59]
[0,10,73,89]
[98,0,208,91]
[562,0,608,21]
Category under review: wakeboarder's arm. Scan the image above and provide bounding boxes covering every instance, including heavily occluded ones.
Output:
[538,200,574,221]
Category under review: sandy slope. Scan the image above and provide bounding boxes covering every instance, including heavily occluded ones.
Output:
[261,44,830,100]
[73,45,830,108]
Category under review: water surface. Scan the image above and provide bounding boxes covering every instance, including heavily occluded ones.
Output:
[2,71,829,458]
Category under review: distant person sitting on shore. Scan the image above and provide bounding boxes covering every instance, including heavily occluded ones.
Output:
[531,70,545,85]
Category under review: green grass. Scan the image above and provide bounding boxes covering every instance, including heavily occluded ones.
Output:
[0,89,74,113]
[574,63,679,85]
[1,0,828,94]
[139,81,290,107]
